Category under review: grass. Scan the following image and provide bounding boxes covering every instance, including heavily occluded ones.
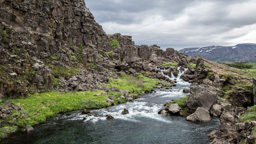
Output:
[225,63,254,69]
[162,62,178,67]
[240,105,256,122]
[1,74,171,138]
[111,39,120,47]
[166,96,189,108]
[224,62,256,79]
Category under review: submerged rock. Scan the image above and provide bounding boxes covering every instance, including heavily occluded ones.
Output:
[186,107,211,122]
[121,109,129,115]
[22,126,34,133]
[106,115,114,120]
[158,109,168,116]
[81,109,91,114]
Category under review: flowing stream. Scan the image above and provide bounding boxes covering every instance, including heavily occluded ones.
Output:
[2,68,220,144]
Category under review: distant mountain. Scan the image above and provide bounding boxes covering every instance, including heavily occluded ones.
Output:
[179,43,256,62]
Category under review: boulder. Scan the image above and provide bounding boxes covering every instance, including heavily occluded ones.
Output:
[220,112,235,124]
[128,97,133,101]
[22,126,34,133]
[183,88,190,93]
[158,109,168,116]
[121,109,129,115]
[210,104,222,117]
[168,104,181,114]
[186,83,218,111]
[106,115,114,120]
[186,107,211,122]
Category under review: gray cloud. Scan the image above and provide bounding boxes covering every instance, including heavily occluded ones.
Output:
[85,0,256,49]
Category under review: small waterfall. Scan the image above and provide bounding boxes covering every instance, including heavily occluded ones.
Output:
[160,66,189,85]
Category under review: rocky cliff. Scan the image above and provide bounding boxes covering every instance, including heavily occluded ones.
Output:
[0,0,190,100]
[179,44,256,62]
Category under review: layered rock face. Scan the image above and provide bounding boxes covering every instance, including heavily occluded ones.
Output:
[0,0,190,99]
[0,0,112,98]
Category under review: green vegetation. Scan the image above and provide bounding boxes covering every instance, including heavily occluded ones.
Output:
[105,50,114,57]
[225,63,253,69]
[51,66,81,78]
[1,74,170,137]
[223,62,256,79]
[0,30,8,38]
[204,62,210,67]
[189,63,196,68]
[166,96,189,108]
[50,54,58,60]
[0,126,18,139]
[111,39,120,47]
[222,81,252,101]
[240,105,256,122]
[77,44,84,62]
[162,62,178,67]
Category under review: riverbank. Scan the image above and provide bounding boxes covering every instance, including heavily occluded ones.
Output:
[0,74,171,140]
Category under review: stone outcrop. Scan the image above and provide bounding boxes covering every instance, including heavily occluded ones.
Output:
[186,83,218,111]
[186,107,211,122]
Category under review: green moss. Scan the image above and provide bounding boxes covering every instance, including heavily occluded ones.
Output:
[111,39,120,47]
[51,77,60,87]
[240,105,256,122]
[189,63,196,68]
[166,96,189,108]
[162,62,178,67]
[207,72,214,79]
[0,30,8,38]
[51,66,81,78]
[204,63,210,67]
[0,126,18,140]
[50,54,58,60]
[105,51,113,57]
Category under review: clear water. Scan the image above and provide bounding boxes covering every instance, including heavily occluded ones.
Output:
[1,69,220,144]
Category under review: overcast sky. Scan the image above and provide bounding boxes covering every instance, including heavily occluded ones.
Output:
[85,0,256,50]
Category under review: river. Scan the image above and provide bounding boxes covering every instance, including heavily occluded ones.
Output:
[2,68,220,144]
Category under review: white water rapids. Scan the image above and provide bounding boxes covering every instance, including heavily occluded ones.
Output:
[68,67,190,123]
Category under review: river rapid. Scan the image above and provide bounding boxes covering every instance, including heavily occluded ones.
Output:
[2,68,220,144]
